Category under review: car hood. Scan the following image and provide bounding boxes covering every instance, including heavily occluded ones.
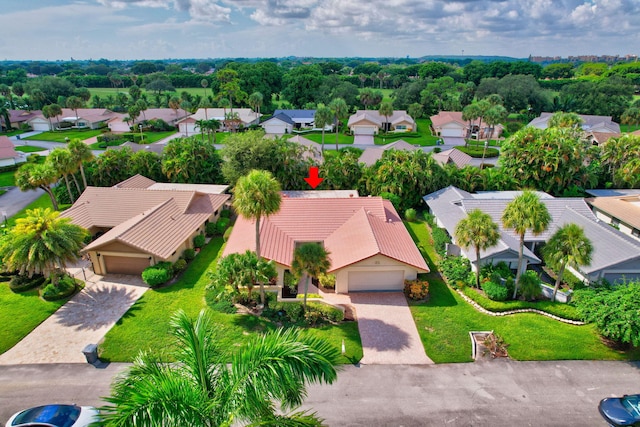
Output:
[600,398,637,426]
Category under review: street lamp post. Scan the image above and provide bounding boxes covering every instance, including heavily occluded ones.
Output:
[139,124,144,142]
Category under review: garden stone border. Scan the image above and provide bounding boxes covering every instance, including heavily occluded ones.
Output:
[455,288,585,325]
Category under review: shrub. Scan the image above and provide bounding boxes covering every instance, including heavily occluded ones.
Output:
[215,217,230,235]
[439,255,471,288]
[220,209,231,219]
[142,266,171,287]
[431,227,451,256]
[41,275,77,301]
[318,273,335,289]
[173,259,187,272]
[404,279,429,300]
[9,274,46,292]
[182,248,196,261]
[205,222,217,237]
[223,226,233,242]
[304,309,323,326]
[193,234,206,249]
[405,208,417,222]
[481,281,508,301]
[518,270,542,301]
[379,192,401,211]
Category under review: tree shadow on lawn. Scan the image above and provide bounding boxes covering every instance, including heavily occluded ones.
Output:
[421,278,458,308]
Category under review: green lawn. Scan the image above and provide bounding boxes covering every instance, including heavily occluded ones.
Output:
[1,130,25,137]
[99,237,363,364]
[0,170,16,187]
[88,131,178,149]
[374,118,438,147]
[404,218,640,363]
[621,124,640,133]
[90,87,208,102]
[0,281,68,355]
[295,131,354,146]
[14,145,47,153]
[23,129,103,143]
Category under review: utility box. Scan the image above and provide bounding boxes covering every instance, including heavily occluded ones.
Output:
[82,344,98,364]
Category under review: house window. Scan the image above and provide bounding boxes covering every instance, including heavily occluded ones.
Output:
[214,210,219,216]
[396,125,406,131]
[632,228,640,237]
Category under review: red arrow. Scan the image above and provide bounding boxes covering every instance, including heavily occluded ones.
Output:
[304,166,324,189]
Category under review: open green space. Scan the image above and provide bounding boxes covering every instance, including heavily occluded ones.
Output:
[0,281,68,355]
[620,124,640,133]
[294,131,354,146]
[99,237,362,364]
[88,131,177,149]
[23,129,103,143]
[374,118,438,147]
[90,87,208,102]
[405,218,640,363]
[14,145,47,153]
[0,170,16,187]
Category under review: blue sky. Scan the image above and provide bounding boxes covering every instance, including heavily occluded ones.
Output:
[1,0,639,60]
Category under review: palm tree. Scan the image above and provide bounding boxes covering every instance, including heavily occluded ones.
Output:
[314,104,333,154]
[15,163,59,210]
[48,103,63,130]
[328,98,348,151]
[232,170,282,306]
[136,99,148,121]
[248,91,264,119]
[454,209,500,288]
[42,105,53,131]
[65,96,84,128]
[378,101,394,135]
[542,223,593,302]
[292,242,331,311]
[195,119,208,143]
[461,103,481,144]
[47,148,78,202]
[0,208,87,283]
[168,96,181,116]
[502,191,551,299]
[100,309,340,427]
[483,104,507,142]
[67,139,94,190]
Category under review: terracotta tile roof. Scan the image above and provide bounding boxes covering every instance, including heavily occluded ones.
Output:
[347,110,416,128]
[0,136,19,159]
[224,197,428,272]
[114,174,156,189]
[432,148,472,168]
[588,195,640,230]
[358,139,420,166]
[430,111,466,128]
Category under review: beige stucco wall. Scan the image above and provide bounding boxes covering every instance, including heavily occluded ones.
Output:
[332,254,421,293]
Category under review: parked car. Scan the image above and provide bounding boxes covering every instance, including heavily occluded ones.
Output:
[599,394,640,426]
[5,404,100,427]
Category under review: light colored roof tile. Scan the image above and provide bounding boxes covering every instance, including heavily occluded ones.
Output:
[588,195,640,230]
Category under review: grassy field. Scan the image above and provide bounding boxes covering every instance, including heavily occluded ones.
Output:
[620,124,640,133]
[90,87,208,102]
[99,237,363,364]
[404,219,640,363]
[295,131,354,146]
[88,131,177,149]
[23,129,102,143]
[0,170,16,187]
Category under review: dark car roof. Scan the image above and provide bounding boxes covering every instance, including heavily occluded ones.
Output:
[599,395,640,427]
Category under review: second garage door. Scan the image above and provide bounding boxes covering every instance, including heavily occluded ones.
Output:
[348,270,404,292]
[103,255,150,275]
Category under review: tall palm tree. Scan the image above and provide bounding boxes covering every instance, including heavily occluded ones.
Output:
[378,101,394,135]
[0,208,87,283]
[100,309,340,427]
[328,98,348,151]
[15,163,59,210]
[314,105,333,154]
[454,209,500,288]
[232,170,282,306]
[292,242,331,311]
[65,96,84,128]
[542,223,593,302]
[67,139,94,189]
[47,148,77,203]
[502,191,551,299]
[48,103,63,130]
[483,104,507,142]
[248,91,264,119]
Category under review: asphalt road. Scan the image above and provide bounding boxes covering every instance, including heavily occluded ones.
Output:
[1,361,638,426]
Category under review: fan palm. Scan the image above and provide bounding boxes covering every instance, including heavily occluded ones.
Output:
[542,223,593,302]
[67,139,94,189]
[15,162,59,210]
[502,191,551,299]
[455,209,500,288]
[100,309,340,427]
[314,105,333,154]
[47,148,79,202]
[233,170,282,306]
[292,242,331,311]
[328,98,348,151]
[378,101,393,135]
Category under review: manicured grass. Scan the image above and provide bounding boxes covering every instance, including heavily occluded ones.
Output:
[374,118,439,147]
[23,129,103,143]
[0,170,16,187]
[88,131,178,149]
[90,87,208,102]
[620,124,640,133]
[1,130,25,137]
[296,131,354,146]
[0,281,67,355]
[99,237,363,364]
[405,218,640,363]
[14,145,47,153]
[456,146,500,158]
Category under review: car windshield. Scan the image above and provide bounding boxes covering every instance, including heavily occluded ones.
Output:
[622,395,640,420]
[11,405,80,427]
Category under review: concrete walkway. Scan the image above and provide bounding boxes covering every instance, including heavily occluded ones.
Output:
[0,268,148,365]
[316,286,433,365]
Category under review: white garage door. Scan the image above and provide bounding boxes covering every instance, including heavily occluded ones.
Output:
[348,270,404,292]
[31,122,50,131]
[440,128,463,137]
[354,126,376,135]
[264,123,288,134]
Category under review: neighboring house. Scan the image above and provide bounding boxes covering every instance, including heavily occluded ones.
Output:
[261,110,333,135]
[28,108,120,131]
[60,175,229,275]
[1,110,42,130]
[223,195,429,293]
[432,148,473,169]
[528,112,621,133]
[107,141,165,155]
[585,131,621,146]
[424,186,640,284]
[287,135,323,163]
[430,111,504,140]
[107,108,188,133]
[0,136,24,166]
[358,139,419,166]
[347,110,416,136]
[261,113,295,135]
[586,191,640,241]
[177,108,261,135]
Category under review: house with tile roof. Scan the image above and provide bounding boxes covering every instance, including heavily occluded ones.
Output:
[287,135,323,163]
[586,192,640,241]
[177,108,261,135]
[357,140,420,166]
[347,110,416,136]
[528,112,621,133]
[1,110,42,130]
[430,111,504,140]
[60,175,229,275]
[27,108,120,131]
[424,186,640,284]
[432,148,473,169]
[0,136,25,166]
[107,108,189,133]
[223,196,429,293]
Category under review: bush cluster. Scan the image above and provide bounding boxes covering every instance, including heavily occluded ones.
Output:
[182,248,196,261]
[439,256,471,288]
[404,279,430,301]
[215,217,230,235]
[481,280,508,301]
[220,209,231,219]
[9,274,46,292]
[404,208,417,222]
[193,234,206,249]
[223,226,233,242]
[141,261,174,287]
[173,258,187,272]
[431,227,451,256]
[41,275,78,301]
[262,301,344,326]
[317,273,335,289]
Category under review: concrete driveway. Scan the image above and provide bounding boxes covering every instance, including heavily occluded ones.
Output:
[0,272,148,365]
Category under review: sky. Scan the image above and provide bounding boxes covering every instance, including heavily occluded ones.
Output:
[1,0,639,61]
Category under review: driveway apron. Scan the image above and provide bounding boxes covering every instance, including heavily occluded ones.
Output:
[348,293,433,365]
[0,273,148,364]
